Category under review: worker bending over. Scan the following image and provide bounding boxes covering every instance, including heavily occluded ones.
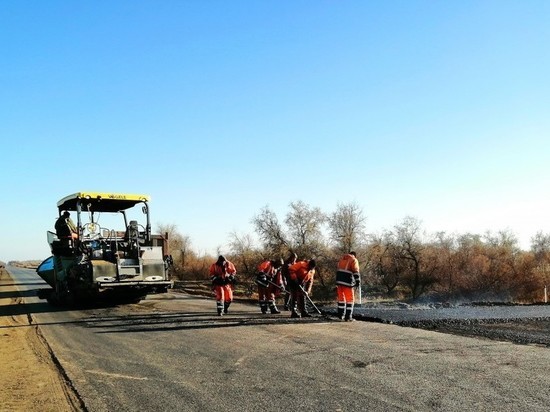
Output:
[288,259,316,318]
[256,259,284,314]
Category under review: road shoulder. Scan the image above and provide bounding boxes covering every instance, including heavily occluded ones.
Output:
[0,268,82,412]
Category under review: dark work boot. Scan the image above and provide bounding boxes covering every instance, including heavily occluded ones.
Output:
[260,300,268,314]
[298,299,311,318]
[224,301,231,314]
[217,301,224,316]
[337,304,345,320]
[344,303,354,321]
[269,302,280,314]
[344,309,354,322]
[283,295,291,311]
[290,310,301,318]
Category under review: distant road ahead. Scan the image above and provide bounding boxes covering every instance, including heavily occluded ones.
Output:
[6,266,550,412]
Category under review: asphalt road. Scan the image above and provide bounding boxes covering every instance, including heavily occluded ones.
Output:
[6,266,550,412]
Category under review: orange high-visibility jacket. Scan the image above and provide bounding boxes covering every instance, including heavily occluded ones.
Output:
[289,261,315,284]
[210,260,237,279]
[335,254,360,287]
[258,260,275,276]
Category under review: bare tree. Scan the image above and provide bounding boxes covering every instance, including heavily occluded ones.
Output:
[157,223,192,279]
[531,232,550,299]
[285,200,326,256]
[393,216,438,300]
[228,231,261,279]
[366,233,403,295]
[433,231,458,298]
[252,206,289,256]
[156,223,179,253]
[328,201,367,253]
[530,232,550,265]
[479,230,521,299]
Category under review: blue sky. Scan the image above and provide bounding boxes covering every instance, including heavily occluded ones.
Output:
[1,1,550,262]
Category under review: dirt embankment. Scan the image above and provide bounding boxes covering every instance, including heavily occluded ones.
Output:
[0,268,82,412]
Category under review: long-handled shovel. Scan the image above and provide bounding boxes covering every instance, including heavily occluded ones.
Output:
[298,284,322,315]
[267,279,287,293]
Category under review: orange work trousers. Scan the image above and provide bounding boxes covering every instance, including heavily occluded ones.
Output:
[336,285,354,303]
[214,284,233,302]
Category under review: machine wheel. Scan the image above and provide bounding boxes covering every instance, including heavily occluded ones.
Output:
[46,293,60,306]
[37,289,52,300]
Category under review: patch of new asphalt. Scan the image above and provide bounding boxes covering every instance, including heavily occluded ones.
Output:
[320,302,550,347]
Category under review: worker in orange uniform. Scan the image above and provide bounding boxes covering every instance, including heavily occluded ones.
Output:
[209,255,237,316]
[288,259,316,318]
[335,251,360,321]
[256,259,284,314]
[281,252,297,310]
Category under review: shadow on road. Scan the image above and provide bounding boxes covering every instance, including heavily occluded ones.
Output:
[4,282,48,288]
[0,289,155,327]
[0,299,68,322]
[0,288,51,300]
[88,311,333,334]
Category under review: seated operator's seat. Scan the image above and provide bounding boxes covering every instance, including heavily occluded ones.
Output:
[125,220,140,242]
[124,220,144,257]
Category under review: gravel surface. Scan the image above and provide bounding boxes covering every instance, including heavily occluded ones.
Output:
[321,302,550,347]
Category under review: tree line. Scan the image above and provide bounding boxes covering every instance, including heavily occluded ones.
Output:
[160,201,550,303]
